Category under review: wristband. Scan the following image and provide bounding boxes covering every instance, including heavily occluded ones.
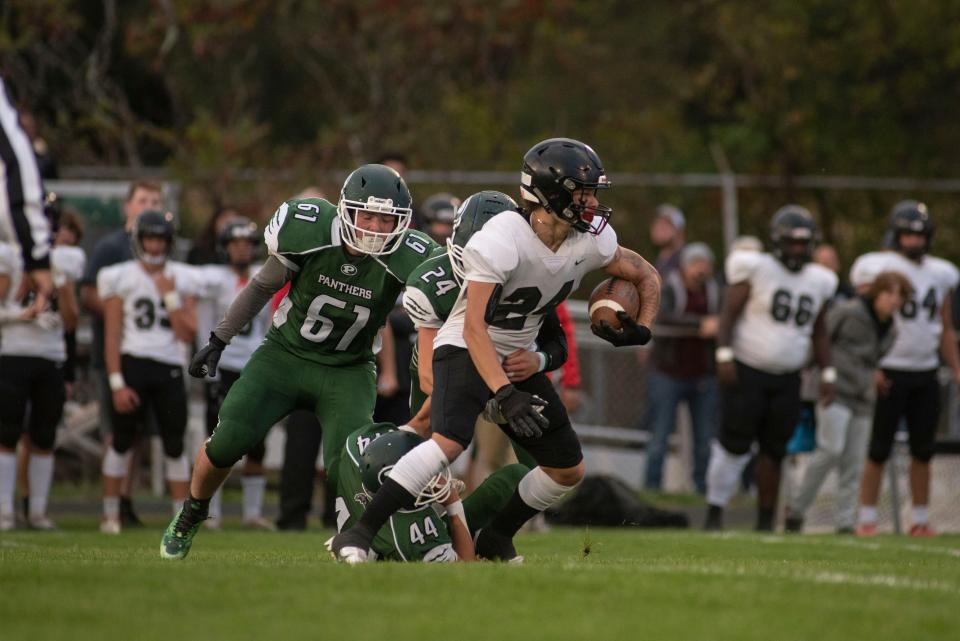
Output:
[108,372,126,391]
[821,366,838,384]
[536,352,548,373]
[715,346,735,363]
[444,500,465,522]
[162,291,182,311]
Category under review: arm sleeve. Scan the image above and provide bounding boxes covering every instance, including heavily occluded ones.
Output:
[535,308,568,374]
[403,287,443,329]
[63,330,77,383]
[96,266,120,300]
[213,255,290,343]
[0,80,49,270]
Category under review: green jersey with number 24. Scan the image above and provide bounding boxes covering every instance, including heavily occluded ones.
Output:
[263,198,437,366]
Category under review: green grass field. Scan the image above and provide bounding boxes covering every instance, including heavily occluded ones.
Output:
[3,519,958,641]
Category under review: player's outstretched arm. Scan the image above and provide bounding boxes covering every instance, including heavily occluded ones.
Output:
[603,246,661,327]
[191,255,290,378]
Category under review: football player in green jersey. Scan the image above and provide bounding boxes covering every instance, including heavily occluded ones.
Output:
[161,164,438,560]
[327,421,528,563]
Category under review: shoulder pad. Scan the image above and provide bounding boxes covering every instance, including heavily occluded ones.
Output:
[383,230,438,281]
[264,199,338,263]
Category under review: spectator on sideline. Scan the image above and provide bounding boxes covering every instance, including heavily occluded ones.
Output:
[79,179,162,527]
[187,205,243,266]
[785,271,909,533]
[418,193,460,245]
[850,201,960,536]
[644,243,722,494]
[650,204,686,276]
[0,77,52,319]
[553,301,583,415]
[17,107,58,180]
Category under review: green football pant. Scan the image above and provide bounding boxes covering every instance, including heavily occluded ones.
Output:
[463,463,529,536]
[205,340,377,486]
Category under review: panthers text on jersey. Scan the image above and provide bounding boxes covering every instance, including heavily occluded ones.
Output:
[96,259,204,367]
[335,423,457,562]
[197,264,271,374]
[263,198,437,366]
[0,243,85,361]
[850,251,959,371]
[435,210,618,356]
[726,250,838,374]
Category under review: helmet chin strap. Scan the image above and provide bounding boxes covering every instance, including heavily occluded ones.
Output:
[355,232,386,254]
[141,253,166,266]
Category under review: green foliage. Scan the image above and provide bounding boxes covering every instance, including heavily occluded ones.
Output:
[3,1,960,260]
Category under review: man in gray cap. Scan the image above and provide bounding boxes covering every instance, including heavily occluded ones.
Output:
[650,204,686,276]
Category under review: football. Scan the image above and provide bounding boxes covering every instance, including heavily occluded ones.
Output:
[588,277,640,329]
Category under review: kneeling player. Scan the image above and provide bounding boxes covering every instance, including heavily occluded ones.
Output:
[327,422,528,562]
[97,211,201,534]
[331,137,660,563]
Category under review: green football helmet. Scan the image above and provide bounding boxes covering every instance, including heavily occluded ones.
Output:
[337,164,413,255]
[446,190,518,285]
[360,429,454,508]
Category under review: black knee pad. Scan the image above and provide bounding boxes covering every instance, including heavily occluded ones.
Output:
[718,432,752,457]
[909,446,935,464]
[30,429,56,451]
[868,441,892,465]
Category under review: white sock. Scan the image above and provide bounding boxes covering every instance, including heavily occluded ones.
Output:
[518,467,577,511]
[242,475,266,521]
[103,496,120,521]
[27,454,54,518]
[209,488,223,520]
[387,440,450,496]
[0,452,15,515]
[859,505,878,524]
[912,505,929,525]
[705,441,751,507]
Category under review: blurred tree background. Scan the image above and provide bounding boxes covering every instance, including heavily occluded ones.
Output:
[3,0,959,267]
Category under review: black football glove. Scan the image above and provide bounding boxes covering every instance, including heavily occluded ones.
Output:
[591,311,652,347]
[492,384,549,439]
[189,332,228,378]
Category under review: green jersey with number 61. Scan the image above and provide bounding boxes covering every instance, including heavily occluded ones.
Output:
[335,423,456,562]
[263,198,437,366]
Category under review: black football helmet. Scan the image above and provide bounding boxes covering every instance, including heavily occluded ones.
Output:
[217,217,259,266]
[132,210,175,266]
[420,193,461,225]
[447,190,518,285]
[770,205,816,272]
[886,200,933,260]
[520,137,612,235]
[359,429,454,508]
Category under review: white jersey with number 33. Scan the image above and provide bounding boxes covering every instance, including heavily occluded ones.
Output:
[850,251,959,371]
[727,251,837,374]
[97,260,203,366]
[435,211,618,357]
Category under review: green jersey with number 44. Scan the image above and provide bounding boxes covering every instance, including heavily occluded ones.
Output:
[263,198,437,366]
[336,423,456,562]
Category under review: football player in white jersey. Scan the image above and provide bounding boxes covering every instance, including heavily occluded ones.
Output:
[849,201,960,536]
[97,211,201,534]
[196,218,274,529]
[330,137,661,563]
[705,206,838,532]
[0,229,84,530]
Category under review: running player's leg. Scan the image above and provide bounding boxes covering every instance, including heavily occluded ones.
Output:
[333,346,487,558]
[24,359,65,526]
